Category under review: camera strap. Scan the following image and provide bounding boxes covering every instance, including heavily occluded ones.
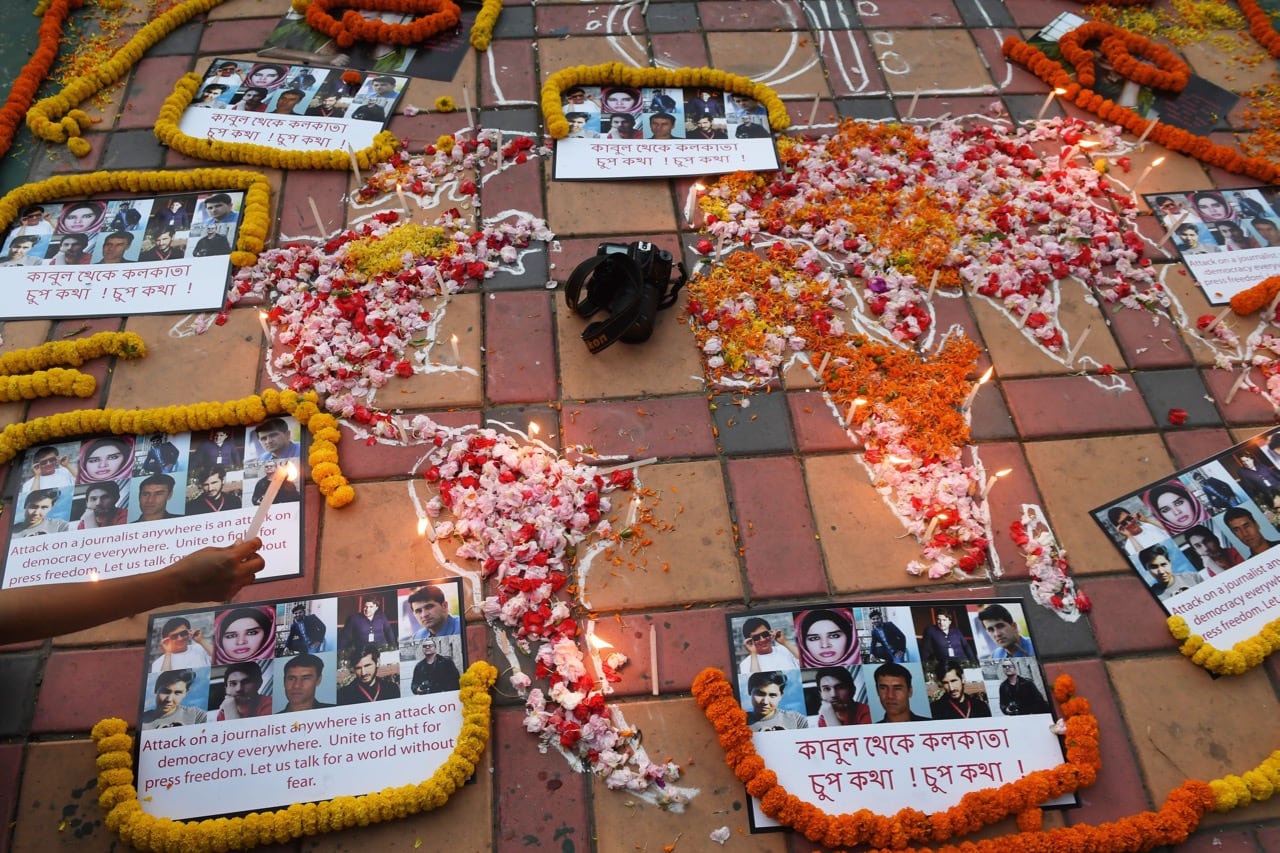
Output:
[656,261,688,310]
[565,255,644,354]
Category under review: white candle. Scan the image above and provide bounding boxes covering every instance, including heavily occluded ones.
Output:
[450,333,460,363]
[344,142,361,185]
[434,264,446,290]
[1157,211,1189,248]
[1203,306,1232,333]
[649,624,659,696]
[963,365,994,410]
[258,310,270,341]
[1266,291,1280,324]
[843,397,866,427]
[684,182,704,224]
[307,196,325,236]
[982,468,1013,499]
[715,230,726,260]
[417,515,437,543]
[1036,87,1065,121]
[816,351,830,378]
[585,622,613,695]
[462,80,474,128]
[1225,367,1251,405]
[907,90,920,119]
[1060,145,1078,166]
[923,513,944,540]
[927,268,940,300]
[1066,325,1092,366]
[244,462,294,540]
[808,93,821,126]
[395,182,411,216]
[1132,156,1165,193]
[1135,118,1157,148]
[1017,300,1034,329]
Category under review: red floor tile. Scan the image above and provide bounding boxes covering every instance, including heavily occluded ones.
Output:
[32,647,145,732]
[1003,375,1157,438]
[485,292,557,405]
[561,396,717,459]
[727,455,828,599]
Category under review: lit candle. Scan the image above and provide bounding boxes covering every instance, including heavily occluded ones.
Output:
[529,421,540,439]
[1203,306,1232,333]
[1036,87,1066,121]
[395,182,411,216]
[649,624,660,696]
[258,310,270,341]
[461,80,474,129]
[1065,325,1092,366]
[450,333,460,363]
[963,365,994,410]
[1225,367,1251,405]
[1135,118,1157,148]
[244,462,295,540]
[1157,211,1189,249]
[307,196,325,236]
[923,512,947,540]
[684,182,704,225]
[843,396,866,427]
[1132,156,1165,193]
[585,622,614,695]
[344,142,361,185]
[808,93,821,126]
[927,268,940,300]
[982,468,1013,499]
[417,515,437,544]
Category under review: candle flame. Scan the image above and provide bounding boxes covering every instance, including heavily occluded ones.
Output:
[1053,87,1067,96]
[977,366,994,385]
[417,518,429,537]
[1151,156,1166,167]
[529,422,540,437]
[284,462,298,482]
[887,454,912,465]
[994,468,1013,478]
[1079,140,1099,149]
[694,182,705,192]
[852,397,868,407]
[451,333,458,345]
[587,633,614,651]
[89,569,99,582]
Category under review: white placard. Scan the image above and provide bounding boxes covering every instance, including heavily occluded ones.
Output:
[554,137,779,180]
[2,257,234,319]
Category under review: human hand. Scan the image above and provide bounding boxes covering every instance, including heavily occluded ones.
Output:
[171,538,266,602]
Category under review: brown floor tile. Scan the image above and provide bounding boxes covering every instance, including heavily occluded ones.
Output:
[592,698,790,853]
[277,169,349,238]
[492,705,589,849]
[611,608,734,695]
[12,741,111,852]
[973,441,1040,578]
[706,31,827,97]
[1163,427,1235,469]
[544,172,678,238]
[206,0,291,19]
[818,29,888,98]
[1108,656,1280,825]
[0,743,21,853]
[727,455,828,599]
[969,284,1122,379]
[481,144,545,220]
[1108,301,1195,371]
[116,56,195,131]
[699,0,808,30]
[480,39,539,105]
[561,396,717,459]
[584,460,741,611]
[198,17,287,55]
[32,647,144,733]
[866,30,994,95]
[1082,574,1179,656]
[1022,434,1174,575]
[376,292,483,409]
[804,453,935,594]
[651,32,712,68]
[1003,375,1157,439]
[485,290,557,404]
[1175,829,1261,852]
[536,35,636,79]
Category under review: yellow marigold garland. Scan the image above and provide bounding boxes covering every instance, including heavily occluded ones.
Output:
[0,368,96,402]
[0,331,145,375]
[25,0,229,155]
[694,667,1280,851]
[1167,613,1280,676]
[540,64,789,139]
[0,169,271,268]
[469,0,503,50]
[155,73,401,172]
[0,389,355,508]
[90,661,496,852]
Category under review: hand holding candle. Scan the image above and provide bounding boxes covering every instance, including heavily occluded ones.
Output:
[244,462,296,541]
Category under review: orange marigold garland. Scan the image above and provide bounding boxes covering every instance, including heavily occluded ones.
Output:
[294,0,462,49]
[1239,0,1280,58]
[1229,276,1280,316]
[0,0,85,159]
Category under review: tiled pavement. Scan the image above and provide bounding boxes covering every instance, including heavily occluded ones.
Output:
[0,0,1279,851]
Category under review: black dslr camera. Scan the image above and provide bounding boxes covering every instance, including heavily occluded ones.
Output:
[565,241,687,354]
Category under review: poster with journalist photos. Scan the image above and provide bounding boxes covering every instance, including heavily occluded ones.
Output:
[2,417,306,590]
[180,58,407,154]
[1091,425,1280,650]
[259,2,480,82]
[0,190,247,320]
[135,577,468,820]
[1141,185,1280,305]
[553,85,780,181]
[726,599,1072,832]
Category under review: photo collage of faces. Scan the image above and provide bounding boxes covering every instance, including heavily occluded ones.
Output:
[1093,426,1280,603]
[138,579,465,729]
[6,418,303,542]
[0,191,246,271]
[559,85,773,142]
[728,601,1054,735]
[1145,185,1280,255]
[192,59,406,125]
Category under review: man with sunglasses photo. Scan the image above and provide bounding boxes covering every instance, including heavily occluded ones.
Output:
[150,616,214,672]
[737,616,800,674]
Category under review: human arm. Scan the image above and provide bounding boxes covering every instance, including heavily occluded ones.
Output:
[741,639,760,673]
[0,538,265,645]
[772,629,800,659]
[191,626,214,657]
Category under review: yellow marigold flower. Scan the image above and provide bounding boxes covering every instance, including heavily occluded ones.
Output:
[436,134,455,153]
[435,96,456,112]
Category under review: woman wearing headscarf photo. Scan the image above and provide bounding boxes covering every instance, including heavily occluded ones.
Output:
[1143,480,1208,536]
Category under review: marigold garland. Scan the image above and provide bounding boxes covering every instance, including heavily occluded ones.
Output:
[1167,613,1280,676]
[1002,28,1280,184]
[293,0,462,49]
[0,0,84,159]
[25,0,228,154]
[1239,0,1280,58]
[1229,275,1280,316]
[0,331,145,375]
[0,168,271,268]
[90,661,496,852]
[692,667,1101,848]
[540,64,789,139]
[469,0,503,50]
[154,73,401,172]
[0,368,96,403]
[0,389,355,508]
